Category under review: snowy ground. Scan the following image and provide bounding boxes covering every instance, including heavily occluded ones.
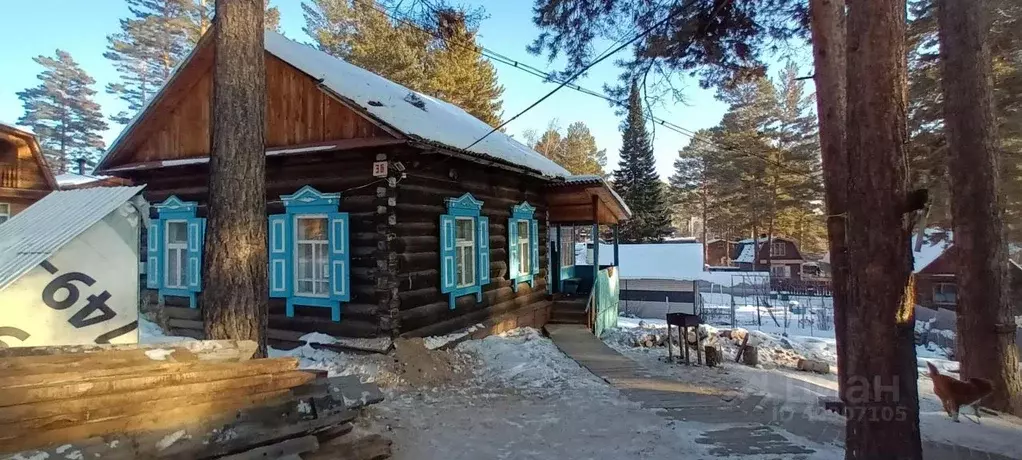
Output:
[602,314,1022,459]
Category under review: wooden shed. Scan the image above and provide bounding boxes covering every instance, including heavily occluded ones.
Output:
[0,123,57,223]
[95,31,630,344]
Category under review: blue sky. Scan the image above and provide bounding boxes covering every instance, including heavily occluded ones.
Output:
[0,0,810,178]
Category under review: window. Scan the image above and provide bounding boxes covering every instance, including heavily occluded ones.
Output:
[517,220,531,274]
[295,216,330,297]
[509,202,538,291]
[934,283,957,305]
[148,196,205,308]
[268,186,350,322]
[0,203,9,224]
[770,241,786,257]
[455,217,476,288]
[164,220,189,289]
[771,265,790,278]
[561,227,575,267]
[439,193,489,308]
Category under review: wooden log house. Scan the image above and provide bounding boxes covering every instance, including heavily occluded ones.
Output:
[93,31,631,343]
[0,123,57,223]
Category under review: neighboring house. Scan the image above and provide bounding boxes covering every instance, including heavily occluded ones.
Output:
[913,230,956,310]
[0,186,144,347]
[56,159,131,190]
[94,31,629,342]
[0,123,57,223]
[590,242,768,318]
[705,239,738,267]
[732,235,805,278]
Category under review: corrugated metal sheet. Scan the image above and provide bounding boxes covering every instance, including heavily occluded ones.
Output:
[0,185,145,290]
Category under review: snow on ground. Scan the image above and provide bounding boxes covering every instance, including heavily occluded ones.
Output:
[365,328,744,460]
[603,315,1022,460]
[138,317,195,344]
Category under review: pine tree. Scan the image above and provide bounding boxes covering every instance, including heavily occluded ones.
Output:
[303,0,504,126]
[104,0,192,124]
[526,120,606,176]
[613,82,670,242]
[203,0,269,357]
[106,0,282,125]
[17,50,108,175]
[425,9,503,126]
[562,122,607,176]
[303,0,431,91]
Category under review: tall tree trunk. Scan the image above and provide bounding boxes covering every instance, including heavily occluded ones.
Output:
[937,0,1022,414]
[810,0,852,429]
[203,0,269,357]
[701,181,709,264]
[844,0,922,457]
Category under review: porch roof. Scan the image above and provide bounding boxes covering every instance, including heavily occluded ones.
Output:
[546,175,631,225]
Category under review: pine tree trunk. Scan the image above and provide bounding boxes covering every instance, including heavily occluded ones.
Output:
[203,0,269,358]
[844,0,922,457]
[937,0,1022,415]
[810,0,852,430]
[702,183,709,264]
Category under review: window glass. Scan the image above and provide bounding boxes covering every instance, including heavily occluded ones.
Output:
[455,217,475,287]
[0,203,9,224]
[934,283,957,304]
[560,227,574,267]
[165,221,188,288]
[517,220,530,274]
[295,216,329,297]
[770,241,786,257]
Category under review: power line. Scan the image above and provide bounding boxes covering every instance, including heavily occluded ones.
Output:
[461,1,700,150]
[370,1,820,180]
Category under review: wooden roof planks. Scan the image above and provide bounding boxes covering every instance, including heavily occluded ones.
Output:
[0,341,388,459]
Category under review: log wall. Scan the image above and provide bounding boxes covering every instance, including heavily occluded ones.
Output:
[391,154,552,336]
[124,147,555,340]
[126,147,400,339]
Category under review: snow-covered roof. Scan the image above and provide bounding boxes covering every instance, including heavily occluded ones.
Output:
[265,32,569,178]
[99,32,570,179]
[0,186,145,290]
[593,242,768,285]
[55,172,112,187]
[912,229,953,273]
[734,243,758,263]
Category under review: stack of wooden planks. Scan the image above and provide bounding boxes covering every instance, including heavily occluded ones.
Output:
[0,340,387,459]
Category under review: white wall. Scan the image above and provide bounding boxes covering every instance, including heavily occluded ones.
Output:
[0,204,140,347]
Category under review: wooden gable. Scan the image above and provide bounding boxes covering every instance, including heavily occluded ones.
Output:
[0,125,56,193]
[101,41,397,170]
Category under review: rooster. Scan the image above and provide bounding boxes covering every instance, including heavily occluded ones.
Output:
[926,361,994,423]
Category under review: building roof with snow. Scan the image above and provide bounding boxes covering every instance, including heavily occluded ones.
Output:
[96,31,569,179]
[912,229,953,273]
[0,186,145,290]
[594,242,768,285]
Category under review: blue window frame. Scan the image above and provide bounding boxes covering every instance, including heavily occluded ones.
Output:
[440,193,489,309]
[268,186,350,322]
[147,196,205,308]
[508,202,539,292]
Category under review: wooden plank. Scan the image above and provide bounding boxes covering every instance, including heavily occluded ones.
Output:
[0,389,295,454]
[218,436,319,460]
[164,306,202,320]
[0,370,319,427]
[0,358,299,407]
[0,340,258,363]
[169,318,204,331]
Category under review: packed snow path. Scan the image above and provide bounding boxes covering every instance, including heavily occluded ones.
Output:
[545,324,1019,460]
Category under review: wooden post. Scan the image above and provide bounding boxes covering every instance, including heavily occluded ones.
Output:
[613,224,620,267]
[592,195,600,284]
[555,225,562,293]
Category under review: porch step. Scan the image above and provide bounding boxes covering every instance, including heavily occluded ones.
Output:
[549,299,588,325]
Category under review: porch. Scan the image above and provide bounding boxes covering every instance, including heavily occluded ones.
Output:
[545,176,631,335]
